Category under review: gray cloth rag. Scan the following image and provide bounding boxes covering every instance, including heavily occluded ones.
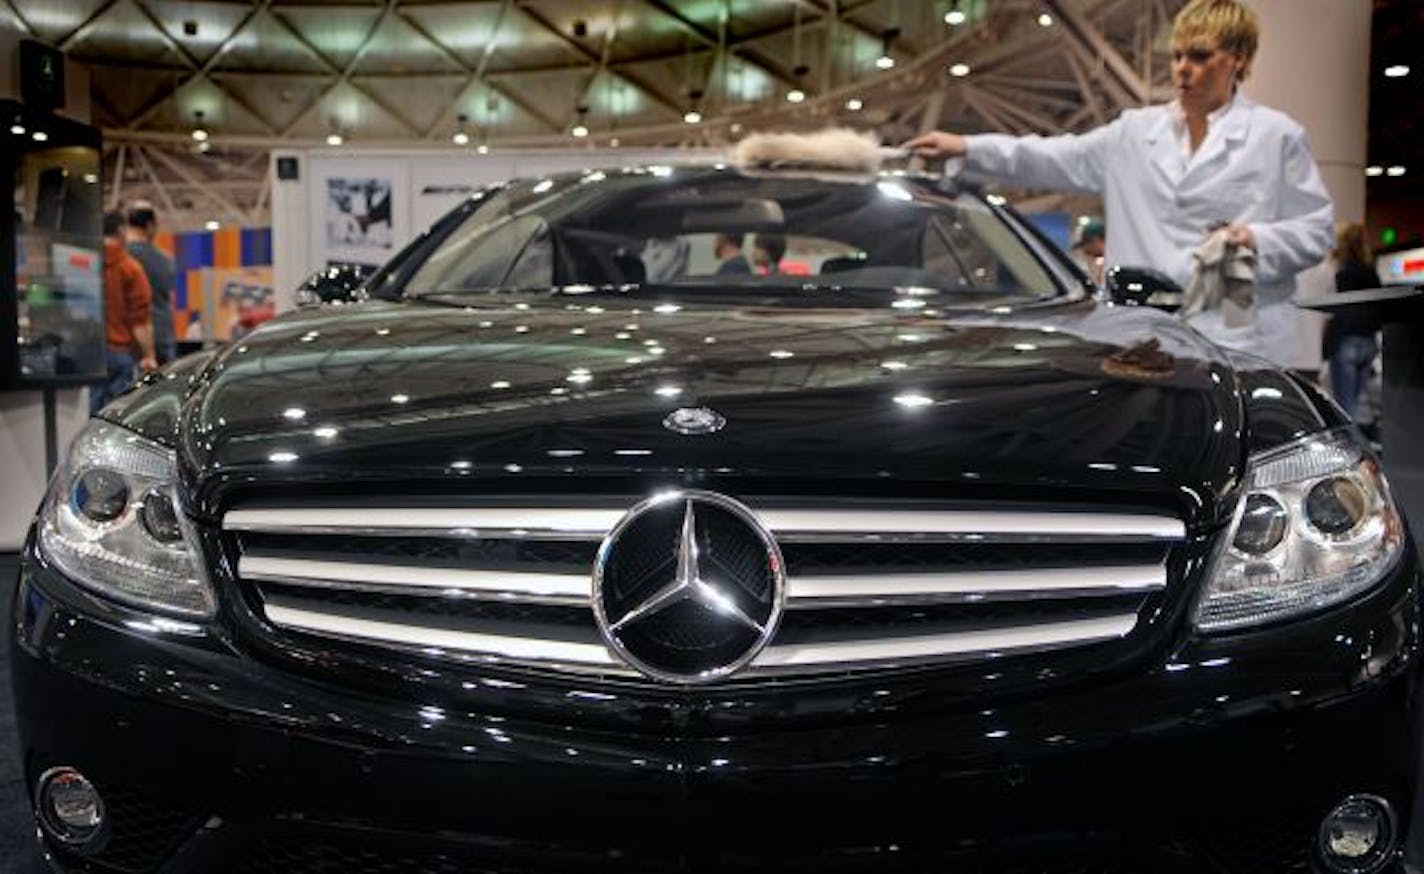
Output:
[1180,228,1257,328]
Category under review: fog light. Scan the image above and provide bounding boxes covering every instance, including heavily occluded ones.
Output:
[1318,794,1397,873]
[36,767,106,847]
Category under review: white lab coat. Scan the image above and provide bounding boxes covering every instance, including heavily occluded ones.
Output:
[963,93,1334,368]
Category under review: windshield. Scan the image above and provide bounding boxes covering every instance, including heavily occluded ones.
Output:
[402,167,1070,305]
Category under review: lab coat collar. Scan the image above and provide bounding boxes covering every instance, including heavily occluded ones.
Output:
[1144,90,1253,182]
[1183,91,1253,181]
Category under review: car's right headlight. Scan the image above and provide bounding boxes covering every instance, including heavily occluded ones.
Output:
[36,419,215,618]
[1194,427,1406,632]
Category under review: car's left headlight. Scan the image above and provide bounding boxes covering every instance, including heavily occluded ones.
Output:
[36,420,215,618]
[1195,427,1406,632]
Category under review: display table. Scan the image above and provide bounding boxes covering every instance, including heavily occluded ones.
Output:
[1296,285,1424,550]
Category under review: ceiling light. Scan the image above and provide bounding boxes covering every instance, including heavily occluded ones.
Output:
[845,98,863,111]
[191,109,208,142]
[1365,166,1384,176]
[571,123,588,138]
[325,132,344,146]
[1038,13,1054,27]
[945,7,967,25]
[1386,166,1407,177]
[769,349,795,359]
[876,27,899,69]
[949,63,971,77]
[31,130,47,142]
[476,144,489,154]
[683,109,702,124]
[452,130,470,145]
[1384,65,1410,78]
[9,122,24,135]
[204,220,220,231]
[786,88,806,103]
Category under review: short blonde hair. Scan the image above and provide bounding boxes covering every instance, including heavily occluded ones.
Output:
[1172,0,1260,81]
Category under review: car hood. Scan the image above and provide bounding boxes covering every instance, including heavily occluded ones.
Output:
[170,294,1246,530]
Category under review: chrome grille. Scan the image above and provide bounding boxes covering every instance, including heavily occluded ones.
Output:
[226,502,1185,679]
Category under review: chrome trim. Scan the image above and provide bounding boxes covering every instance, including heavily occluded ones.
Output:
[226,506,1186,541]
[262,595,616,666]
[785,564,1165,607]
[241,555,591,602]
[225,507,624,536]
[753,614,1138,668]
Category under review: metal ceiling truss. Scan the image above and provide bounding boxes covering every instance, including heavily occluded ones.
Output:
[70,0,1186,226]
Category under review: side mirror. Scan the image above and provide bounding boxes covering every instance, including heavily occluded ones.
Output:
[1105,266,1184,311]
[294,263,375,308]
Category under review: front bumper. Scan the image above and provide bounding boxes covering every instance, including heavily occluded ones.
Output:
[10,540,1423,874]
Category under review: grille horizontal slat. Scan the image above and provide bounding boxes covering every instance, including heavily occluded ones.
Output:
[229,500,1183,680]
[263,594,617,668]
[241,554,591,604]
[227,507,1185,543]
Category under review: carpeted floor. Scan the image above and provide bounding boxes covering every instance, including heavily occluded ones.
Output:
[1,552,50,873]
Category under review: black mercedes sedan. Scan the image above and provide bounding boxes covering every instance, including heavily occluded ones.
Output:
[11,154,1420,874]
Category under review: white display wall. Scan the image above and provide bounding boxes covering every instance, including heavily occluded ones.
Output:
[269,147,715,311]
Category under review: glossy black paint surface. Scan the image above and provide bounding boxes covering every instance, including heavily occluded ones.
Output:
[12,537,1422,871]
[113,294,1256,532]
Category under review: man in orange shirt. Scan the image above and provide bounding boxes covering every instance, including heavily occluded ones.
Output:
[91,210,157,414]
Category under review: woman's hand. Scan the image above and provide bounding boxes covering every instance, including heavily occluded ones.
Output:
[902,131,969,159]
[1222,223,1257,251]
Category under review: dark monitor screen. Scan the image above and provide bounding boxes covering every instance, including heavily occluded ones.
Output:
[11,143,105,384]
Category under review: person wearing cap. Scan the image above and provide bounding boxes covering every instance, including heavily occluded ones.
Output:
[125,203,177,364]
[1071,219,1107,287]
[904,0,1332,369]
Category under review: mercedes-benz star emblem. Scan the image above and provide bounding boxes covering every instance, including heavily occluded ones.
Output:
[662,406,726,435]
[592,491,785,684]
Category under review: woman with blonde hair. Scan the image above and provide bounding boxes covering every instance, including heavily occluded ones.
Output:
[1325,221,1381,421]
[905,0,1333,368]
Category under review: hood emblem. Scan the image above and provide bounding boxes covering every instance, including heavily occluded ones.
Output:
[592,491,785,684]
[663,406,726,435]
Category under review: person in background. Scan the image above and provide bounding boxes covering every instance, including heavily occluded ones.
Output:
[904,0,1333,368]
[125,203,177,364]
[714,233,751,275]
[752,234,786,275]
[1324,221,1382,423]
[1072,219,1107,286]
[94,211,156,415]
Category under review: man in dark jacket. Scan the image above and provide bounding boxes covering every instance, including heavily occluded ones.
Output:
[126,203,177,364]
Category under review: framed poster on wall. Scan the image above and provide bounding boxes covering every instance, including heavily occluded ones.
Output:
[307,158,410,273]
